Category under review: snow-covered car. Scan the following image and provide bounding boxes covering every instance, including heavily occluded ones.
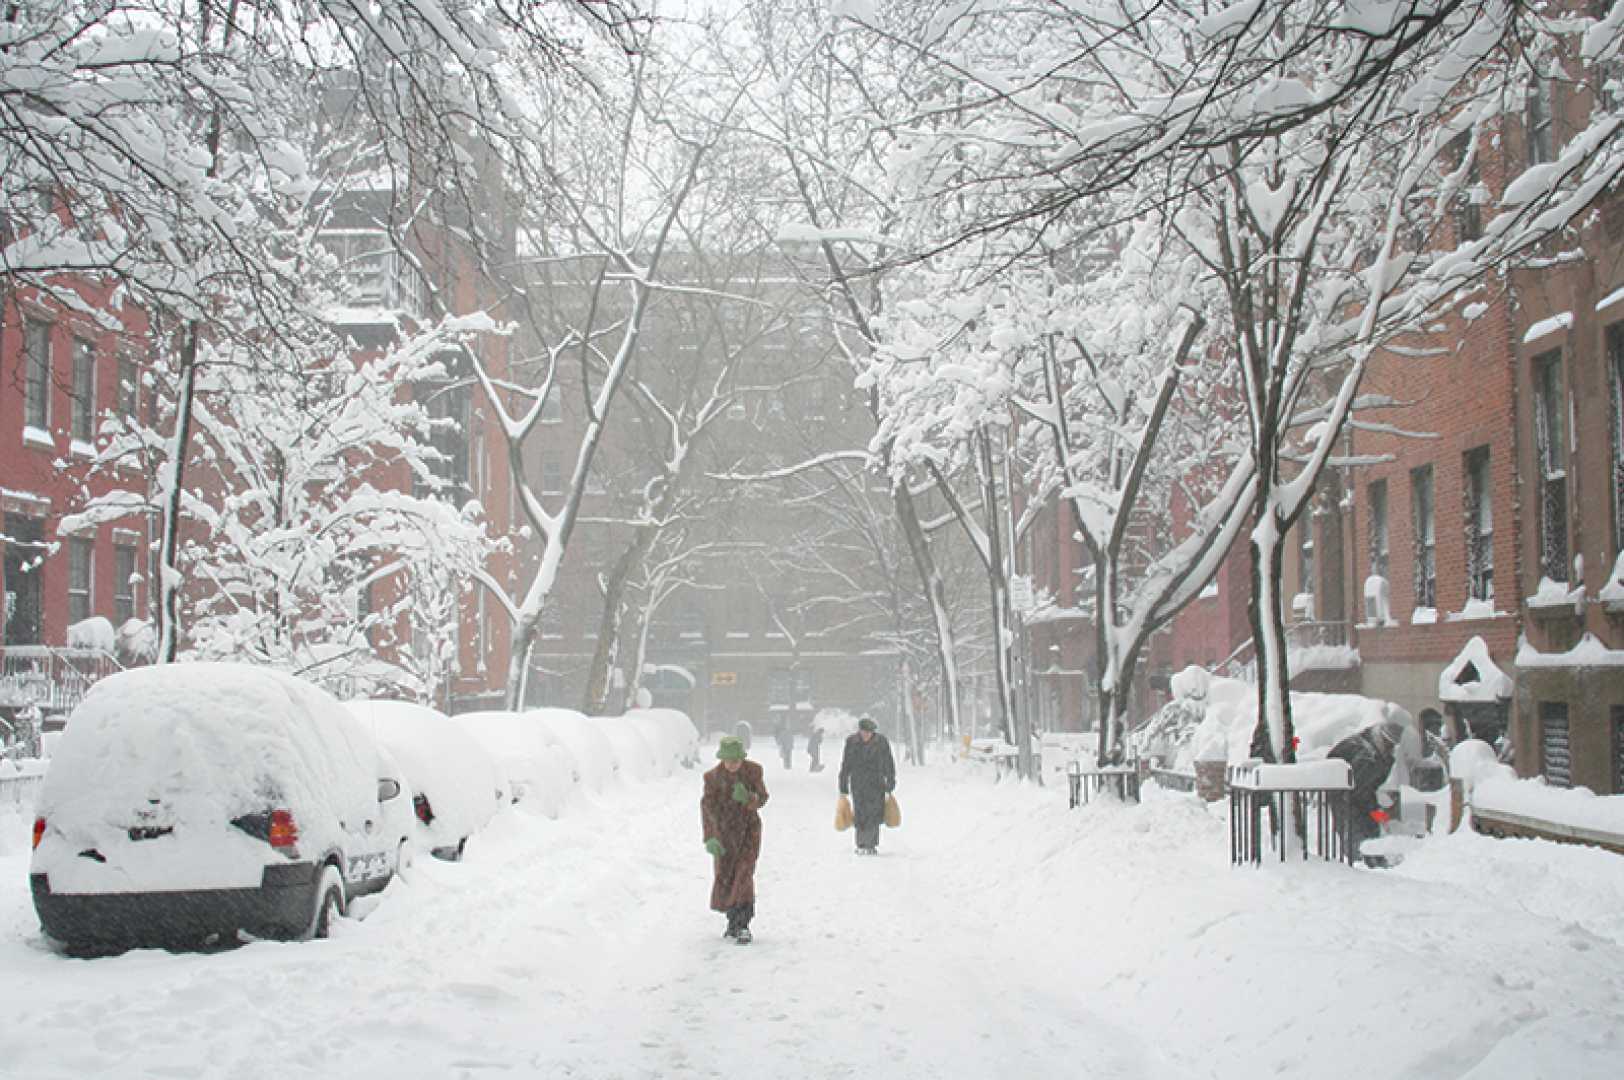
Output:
[624,707,701,771]
[453,710,579,819]
[595,715,660,782]
[346,699,508,860]
[30,663,411,952]
[527,708,615,794]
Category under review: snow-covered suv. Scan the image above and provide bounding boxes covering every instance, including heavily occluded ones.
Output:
[30,663,411,952]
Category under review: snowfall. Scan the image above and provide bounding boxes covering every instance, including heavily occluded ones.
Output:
[2,742,1623,1080]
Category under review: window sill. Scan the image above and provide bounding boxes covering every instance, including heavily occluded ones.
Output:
[22,426,55,451]
[69,439,95,459]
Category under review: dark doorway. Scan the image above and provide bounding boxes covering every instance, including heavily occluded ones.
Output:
[3,515,45,645]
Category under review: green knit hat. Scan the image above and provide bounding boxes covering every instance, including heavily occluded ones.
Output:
[716,736,746,761]
[858,717,878,732]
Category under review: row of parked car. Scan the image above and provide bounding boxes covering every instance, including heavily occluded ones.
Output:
[27,662,699,954]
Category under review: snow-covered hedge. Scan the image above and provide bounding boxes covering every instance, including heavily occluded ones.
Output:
[1144,666,1397,769]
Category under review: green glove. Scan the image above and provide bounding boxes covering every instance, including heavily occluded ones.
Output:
[731,780,752,805]
[704,837,724,857]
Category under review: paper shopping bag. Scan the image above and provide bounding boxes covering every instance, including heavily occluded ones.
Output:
[883,793,902,828]
[835,795,854,831]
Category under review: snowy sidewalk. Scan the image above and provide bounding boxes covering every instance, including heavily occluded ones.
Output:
[1,759,1622,1078]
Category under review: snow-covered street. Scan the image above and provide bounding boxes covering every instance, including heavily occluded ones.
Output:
[3,757,1623,1080]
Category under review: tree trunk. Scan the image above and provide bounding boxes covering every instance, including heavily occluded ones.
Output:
[156,329,201,663]
[1247,506,1297,764]
[892,482,963,745]
[978,434,1030,778]
[582,537,646,715]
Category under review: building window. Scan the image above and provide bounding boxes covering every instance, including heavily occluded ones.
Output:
[1608,323,1624,556]
[114,545,137,625]
[23,318,51,430]
[414,362,471,502]
[1368,480,1389,579]
[316,229,425,314]
[1464,447,1493,603]
[1527,75,1554,166]
[117,352,140,422]
[1540,701,1570,788]
[1298,527,1316,600]
[1613,705,1624,796]
[540,459,563,496]
[3,515,45,645]
[1534,350,1569,581]
[71,337,97,441]
[68,537,94,625]
[1446,132,1483,243]
[1411,465,1436,609]
[768,668,791,709]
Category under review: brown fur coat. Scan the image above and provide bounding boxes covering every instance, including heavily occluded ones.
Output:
[700,759,770,911]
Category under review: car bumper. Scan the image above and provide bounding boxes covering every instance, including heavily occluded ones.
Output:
[31,862,320,949]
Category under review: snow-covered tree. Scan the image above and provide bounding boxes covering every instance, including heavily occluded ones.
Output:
[872,0,1624,763]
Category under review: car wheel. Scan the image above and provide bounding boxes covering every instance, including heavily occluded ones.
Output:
[304,864,345,940]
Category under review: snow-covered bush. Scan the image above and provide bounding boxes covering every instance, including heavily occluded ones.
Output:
[1173,675,1397,770]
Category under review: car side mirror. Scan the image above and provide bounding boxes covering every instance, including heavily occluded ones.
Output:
[378,778,402,802]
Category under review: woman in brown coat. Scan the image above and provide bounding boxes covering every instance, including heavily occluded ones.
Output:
[701,735,770,944]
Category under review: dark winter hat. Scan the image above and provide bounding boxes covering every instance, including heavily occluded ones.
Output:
[858,717,877,732]
[717,736,747,761]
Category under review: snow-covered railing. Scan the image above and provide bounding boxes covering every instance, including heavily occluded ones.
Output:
[1150,768,1197,793]
[1229,760,1355,866]
[0,758,46,810]
[0,645,122,716]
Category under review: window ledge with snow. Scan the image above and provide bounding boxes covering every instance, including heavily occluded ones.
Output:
[1445,600,1507,622]
[1599,553,1624,612]
[22,426,55,451]
[1526,577,1584,618]
[1355,619,1400,631]
[69,439,95,459]
[1515,632,1624,669]
[1411,607,1438,625]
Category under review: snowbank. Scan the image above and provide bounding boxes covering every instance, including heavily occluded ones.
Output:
[1471,769,1624,837]
[594,716,659,782]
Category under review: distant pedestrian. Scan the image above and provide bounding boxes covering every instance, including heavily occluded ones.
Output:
[775,717,794,770]
[701,736,770,944]
[838,717,895,855]
[806,726,824,773]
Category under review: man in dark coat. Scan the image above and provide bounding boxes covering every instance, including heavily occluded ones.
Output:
[839,716,895,854]
[701,735,770,943]
[1327,706,1424,859]
[806,725,824,773]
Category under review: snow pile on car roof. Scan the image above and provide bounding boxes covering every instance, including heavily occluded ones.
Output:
[623,707,701,771]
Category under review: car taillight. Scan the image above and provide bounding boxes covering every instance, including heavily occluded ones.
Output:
[32,817,45,851]
[268,809,299,849]
[413,793,434,826]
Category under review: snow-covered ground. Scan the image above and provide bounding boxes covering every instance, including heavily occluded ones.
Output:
[2,752,1622,1079]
